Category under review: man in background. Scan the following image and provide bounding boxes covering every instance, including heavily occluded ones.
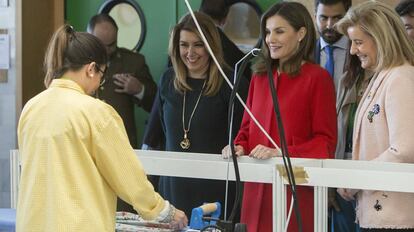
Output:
[88,13,157,212]
[314,0,351,92]
[314,1,360,232]
[396,0,414,40]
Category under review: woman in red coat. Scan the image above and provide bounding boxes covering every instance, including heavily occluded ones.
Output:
[222,2,337,232]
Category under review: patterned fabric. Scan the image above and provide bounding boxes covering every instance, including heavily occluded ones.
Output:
[115,212,174,232]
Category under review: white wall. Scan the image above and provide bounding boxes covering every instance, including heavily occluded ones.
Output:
[0,0,22,208]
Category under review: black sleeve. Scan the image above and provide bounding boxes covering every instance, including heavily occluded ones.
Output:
[142,90,165,149]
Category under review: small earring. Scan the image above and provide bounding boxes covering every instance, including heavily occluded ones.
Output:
[89,74,93,77]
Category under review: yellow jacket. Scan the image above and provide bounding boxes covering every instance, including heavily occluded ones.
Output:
[17,79,165,232]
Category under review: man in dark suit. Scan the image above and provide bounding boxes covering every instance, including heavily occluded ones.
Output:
[88,13,157,212]
[87,14,157,149]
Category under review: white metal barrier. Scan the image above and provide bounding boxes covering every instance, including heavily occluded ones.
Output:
[10,150,414,231]
[9,150,20,209]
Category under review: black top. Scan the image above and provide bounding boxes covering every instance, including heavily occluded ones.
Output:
[157,67,248,217]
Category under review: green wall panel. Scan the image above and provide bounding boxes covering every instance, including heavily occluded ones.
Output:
[257,0,279,13]
[177,0,201,21]
[65,0,103,31]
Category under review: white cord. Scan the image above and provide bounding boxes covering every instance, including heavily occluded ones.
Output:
[284,196,294,232]
[183,0,281,154]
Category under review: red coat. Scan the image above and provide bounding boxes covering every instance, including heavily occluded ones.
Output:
[235,63,337,232]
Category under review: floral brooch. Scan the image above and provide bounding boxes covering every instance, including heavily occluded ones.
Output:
[367,104,380,123]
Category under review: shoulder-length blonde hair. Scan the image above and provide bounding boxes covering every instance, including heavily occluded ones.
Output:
[168,12,226,96]
[253,2,316,76]
[336,1,414,72]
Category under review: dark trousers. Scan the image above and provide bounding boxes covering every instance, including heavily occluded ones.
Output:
[331,193,360,232]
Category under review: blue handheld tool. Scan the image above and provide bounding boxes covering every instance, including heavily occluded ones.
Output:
[189,202,221,230]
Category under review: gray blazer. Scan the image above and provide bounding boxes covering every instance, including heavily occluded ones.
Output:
[336,72,357,160]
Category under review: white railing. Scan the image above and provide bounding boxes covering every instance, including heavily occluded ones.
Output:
[10,150,20,209]
[10,150,414,232]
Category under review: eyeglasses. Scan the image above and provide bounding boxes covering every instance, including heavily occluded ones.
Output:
[96,66,106,86]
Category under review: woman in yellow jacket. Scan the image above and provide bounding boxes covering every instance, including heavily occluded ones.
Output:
[16,25,187,232]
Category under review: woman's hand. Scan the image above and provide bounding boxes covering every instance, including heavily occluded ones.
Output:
[249,144,281,159]
[337,188,359,201]
[170,208,188,230]
[222,145,245,159]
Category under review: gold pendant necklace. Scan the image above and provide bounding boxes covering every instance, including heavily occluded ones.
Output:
[180,80,206,149]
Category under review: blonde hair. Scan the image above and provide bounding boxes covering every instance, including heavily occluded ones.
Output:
[168,12,226,96]
[336,1,414,72]
[253,2,316,76]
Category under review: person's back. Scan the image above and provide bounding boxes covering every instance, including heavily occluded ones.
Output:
[17,24,188,232]
[17,79,125,231]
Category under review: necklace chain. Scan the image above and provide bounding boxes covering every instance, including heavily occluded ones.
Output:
[180,80,207,149]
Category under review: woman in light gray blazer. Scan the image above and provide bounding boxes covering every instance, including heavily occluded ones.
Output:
[336,1,414,231]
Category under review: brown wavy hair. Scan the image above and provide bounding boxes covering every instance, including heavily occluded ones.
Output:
[253,2,316,76]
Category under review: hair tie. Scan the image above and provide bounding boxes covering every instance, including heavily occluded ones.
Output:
[65,25,75,34]
[65,25,78,42]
